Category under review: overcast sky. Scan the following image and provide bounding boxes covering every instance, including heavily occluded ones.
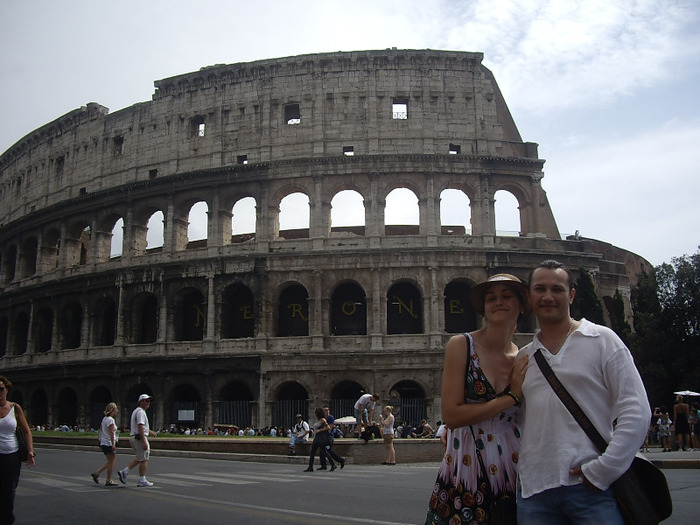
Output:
[1,0,699,266]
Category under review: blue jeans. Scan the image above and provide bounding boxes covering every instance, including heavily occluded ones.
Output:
[517,483,624,525]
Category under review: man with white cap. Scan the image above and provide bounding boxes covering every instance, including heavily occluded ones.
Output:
[118,394,157,487]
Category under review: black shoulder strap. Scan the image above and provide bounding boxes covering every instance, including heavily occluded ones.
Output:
[533,349,608,454]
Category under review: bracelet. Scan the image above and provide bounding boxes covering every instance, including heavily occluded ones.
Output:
[505,390,521,407]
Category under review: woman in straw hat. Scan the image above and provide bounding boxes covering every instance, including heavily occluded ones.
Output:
[426,274,530,525]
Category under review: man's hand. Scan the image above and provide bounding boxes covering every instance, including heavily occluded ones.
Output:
[569,467,600,491]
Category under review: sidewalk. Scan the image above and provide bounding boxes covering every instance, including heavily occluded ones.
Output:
[642,447,700,469]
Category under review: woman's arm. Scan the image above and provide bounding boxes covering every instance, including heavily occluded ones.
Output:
[441,335,524,429]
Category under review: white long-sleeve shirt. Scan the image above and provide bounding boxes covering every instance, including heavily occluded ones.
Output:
[518,319,650,498]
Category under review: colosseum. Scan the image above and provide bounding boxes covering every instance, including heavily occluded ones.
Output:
[0,49,647,432]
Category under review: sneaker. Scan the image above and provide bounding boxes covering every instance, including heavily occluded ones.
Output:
[340,458,345,469]
[91,472,99,484]
[316,466,327,471]
[136,479,154,487]
[303,467,313,472]
[118,468,128,484]
[105,480,119,487]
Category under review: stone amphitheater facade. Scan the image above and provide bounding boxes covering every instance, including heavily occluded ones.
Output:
[0,49,646,431]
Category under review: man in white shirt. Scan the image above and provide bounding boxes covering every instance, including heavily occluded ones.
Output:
[288,414,310,456]
[118,394,158,487]
[517,260,650,524]
[353,393,379,437]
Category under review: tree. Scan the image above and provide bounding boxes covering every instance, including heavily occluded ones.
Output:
[572,267,605,325]
[607,289,631,345]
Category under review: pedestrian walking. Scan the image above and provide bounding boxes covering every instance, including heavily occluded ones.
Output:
[118,394,157,487]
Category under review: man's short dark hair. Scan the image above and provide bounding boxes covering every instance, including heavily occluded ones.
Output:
[529,259,574,290]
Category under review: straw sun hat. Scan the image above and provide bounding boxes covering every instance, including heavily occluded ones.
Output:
[468,273,530,317]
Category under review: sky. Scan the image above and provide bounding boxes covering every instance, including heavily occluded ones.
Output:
[1,0,699,266]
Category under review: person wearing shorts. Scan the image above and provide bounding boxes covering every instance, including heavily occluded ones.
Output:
[117,394,157,487]
[91,402,119,486]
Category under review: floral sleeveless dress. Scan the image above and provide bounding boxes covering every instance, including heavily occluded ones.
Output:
[426,333,521,525]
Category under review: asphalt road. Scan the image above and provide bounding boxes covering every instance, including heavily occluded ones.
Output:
[13,447,700,524]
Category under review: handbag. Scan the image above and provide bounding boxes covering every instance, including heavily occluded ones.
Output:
[14,403,30,462]
[533,349,672,525]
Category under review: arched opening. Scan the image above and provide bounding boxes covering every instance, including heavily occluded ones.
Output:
[331,190,365,235]
[329,380,365,419]
[387,282,423,334]
[131,292,158,344]
[60,301,82,349]
[0,316,8,357]
[4,245,17,282]
[444,281,477,333]
[331,282,367,335]
[29,389,49,427]
[187,201,208,246]
[170,384,202,429]
[44,229,61,271]
[279,192,310,239]
[173,287,205,341]
[218,381,254,427]
[221,284,255,338]
[232,196,256,243]
[93,298,117,346]
[385,188,419,235]
[110,218,124,258]
[20,237,38,277]
[272,381,308,428]
[277,284,309,337]
[495,190,521,236]
[389,380,427,430]
[146,211,165,250]
[35,307,53,353]
[12,312,29,355]
[440,188,471,235]
[88,386,114,430]
[57,387,79,427]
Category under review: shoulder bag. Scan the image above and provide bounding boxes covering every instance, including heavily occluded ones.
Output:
[533,349,672,525]
[14,403,30,462]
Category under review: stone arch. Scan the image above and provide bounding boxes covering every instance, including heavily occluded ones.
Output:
[145,210,165,250]
[231,196,257,243]
[187,200,209,245]
[131,292,158,344]
[60,300,82,349]
[170,383,203,428]
[56,386,79,427]
[387,280,423,334]
[67,219,91,266]
[3,244,17,282]
[330,281,367,335]
[389,380,428,428]
[131,204,165,254]
[42,228,61,272]
[330,189,366,235]
[173,286,206,341]
[218,380,254,427]
[109,217,124,258]
[125,384,154,427]
[272,380,309,428]
[92,296,117,346]
[34,306,54,353]
[279,191,310,239]
[19,236,38,277]
[0,315,7,357]
[493,183,530,237]
[329,380,364,419]
[88,385,114,429]
[277,283,309,337]
[444,279,478,333]
[385,187,419,235]
[12,311,29,355]
[439,188,472,236]
[29,388,49,427]
[95,211,124,261]
[221,283,255,338]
